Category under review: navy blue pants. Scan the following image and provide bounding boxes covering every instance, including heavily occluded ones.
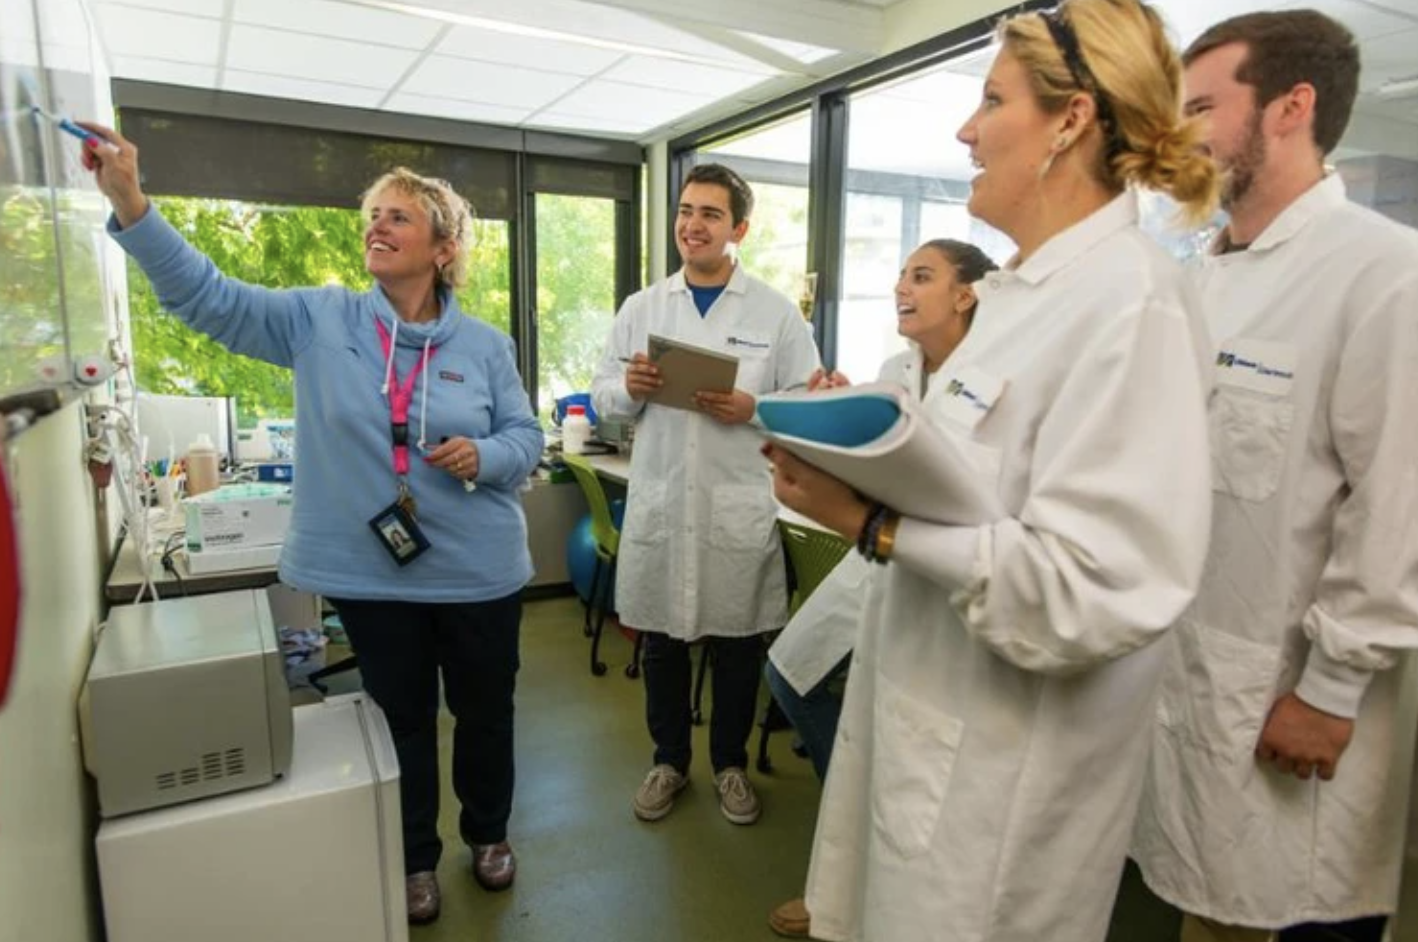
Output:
[329,593,521,875]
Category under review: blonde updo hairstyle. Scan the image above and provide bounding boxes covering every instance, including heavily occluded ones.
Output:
[1000,0,1219,222]
[360,167,475,289]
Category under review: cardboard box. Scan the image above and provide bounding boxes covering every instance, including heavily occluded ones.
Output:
[185,483,292,554]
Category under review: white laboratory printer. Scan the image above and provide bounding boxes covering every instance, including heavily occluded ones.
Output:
[85,589,407,942]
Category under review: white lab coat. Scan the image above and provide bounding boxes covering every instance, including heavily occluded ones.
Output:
[1132,175,1418,927]
[804,192,1214,942]
[767,348,918,696]
[591,265,820,640]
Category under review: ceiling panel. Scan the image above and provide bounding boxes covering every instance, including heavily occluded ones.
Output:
[597,56,774,96]
[111,55,218,87]
[222,69,385,108]
[533,111,659,135]
[733,30,839,65]
[539,79,714,124]
[396,0,770,69]
[383,92,533,125]
[231,0,443,49]
[400,55,586,109]
[224,24,418,88]
[92,0,225,17]
[1274,0,1418,40]
[435,26,625,75]
[1356,26,1418,88]
[92,4,221,64]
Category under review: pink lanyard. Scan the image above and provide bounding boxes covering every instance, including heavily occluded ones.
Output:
[375,318,435,477]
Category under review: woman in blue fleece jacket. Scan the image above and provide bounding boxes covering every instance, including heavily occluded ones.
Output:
[83,124,543,925]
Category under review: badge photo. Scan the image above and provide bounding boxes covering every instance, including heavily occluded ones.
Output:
[368,501,431,566]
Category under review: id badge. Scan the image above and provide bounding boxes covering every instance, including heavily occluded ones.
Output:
[368,500,431,566]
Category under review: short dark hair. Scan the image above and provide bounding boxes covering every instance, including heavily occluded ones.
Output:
[1183,10,1359,155]
[682,163,754,226]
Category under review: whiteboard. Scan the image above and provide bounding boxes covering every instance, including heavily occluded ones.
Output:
[0,0,113,398]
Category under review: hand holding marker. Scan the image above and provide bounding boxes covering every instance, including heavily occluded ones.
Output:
[31,107,117,151]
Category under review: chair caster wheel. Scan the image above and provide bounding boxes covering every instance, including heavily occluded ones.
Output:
[624,663,640,679]
[591,661,608,677]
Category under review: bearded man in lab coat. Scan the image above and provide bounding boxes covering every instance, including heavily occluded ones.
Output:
[1132,12,1418,942]
[592,163,819,826]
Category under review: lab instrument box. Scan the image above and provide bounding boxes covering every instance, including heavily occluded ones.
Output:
[96,695,406,942]
[81,589,293,817]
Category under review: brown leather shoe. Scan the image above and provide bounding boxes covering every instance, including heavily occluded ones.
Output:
[768,897,811,937]
[471,841,516,891]
[405,871,440,924]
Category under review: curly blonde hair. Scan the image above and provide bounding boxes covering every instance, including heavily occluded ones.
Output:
[1001,0,1219,222]
[360,167,475,289]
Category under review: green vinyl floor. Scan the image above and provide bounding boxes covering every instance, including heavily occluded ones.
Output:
[320,594,1183,942]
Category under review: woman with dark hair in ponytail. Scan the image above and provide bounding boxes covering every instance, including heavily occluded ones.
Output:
[762,0,1220,937]
[765,239,997,938]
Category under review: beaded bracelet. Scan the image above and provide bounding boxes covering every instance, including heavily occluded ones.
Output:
[857,502,895,563]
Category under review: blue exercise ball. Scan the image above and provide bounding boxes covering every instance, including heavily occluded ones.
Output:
[566,500,625,608]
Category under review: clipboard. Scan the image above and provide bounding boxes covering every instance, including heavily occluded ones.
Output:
[644,334,739,412]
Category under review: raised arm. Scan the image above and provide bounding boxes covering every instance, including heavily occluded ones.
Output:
[83,121,313,367]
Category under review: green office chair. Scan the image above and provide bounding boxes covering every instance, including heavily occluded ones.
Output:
[754,519,852,773]
[779,520,853,616]
[561,454,635,678]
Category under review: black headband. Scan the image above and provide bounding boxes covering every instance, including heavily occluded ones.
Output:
[1041,9,1123,160]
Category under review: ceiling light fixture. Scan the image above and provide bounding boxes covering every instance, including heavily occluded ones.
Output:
[1376,75,1418,100]
[343,0,770,71]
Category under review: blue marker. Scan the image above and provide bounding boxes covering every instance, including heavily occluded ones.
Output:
[31,106,113,150]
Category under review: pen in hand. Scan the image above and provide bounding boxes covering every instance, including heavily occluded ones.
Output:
[437,436,477,492]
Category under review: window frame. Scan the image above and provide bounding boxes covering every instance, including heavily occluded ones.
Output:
[665,1,1050,369]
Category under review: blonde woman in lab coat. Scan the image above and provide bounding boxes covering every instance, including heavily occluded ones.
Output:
[763,0,1220,939]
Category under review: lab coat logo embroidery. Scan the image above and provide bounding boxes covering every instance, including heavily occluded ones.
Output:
[1213,339,1297,396]
[1215,350,1293,380]
[439,370,465,383]
[945,378,989,412]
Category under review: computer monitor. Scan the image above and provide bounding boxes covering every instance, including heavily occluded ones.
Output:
[134,393,234,464]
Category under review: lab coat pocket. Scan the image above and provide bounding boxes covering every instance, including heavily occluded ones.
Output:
[623,480,668,544]
[1209,389,1293,503]
[870,677,965,859]
[709,485,777,552]
[1156,620,1279,766]
[957,436,1002,493]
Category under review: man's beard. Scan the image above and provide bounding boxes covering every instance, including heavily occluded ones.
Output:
[1219,108,1266,212]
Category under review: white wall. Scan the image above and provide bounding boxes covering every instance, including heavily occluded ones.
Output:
[0,403,104,942]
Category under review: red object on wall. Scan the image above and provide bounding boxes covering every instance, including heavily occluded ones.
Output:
[0,457,20,709]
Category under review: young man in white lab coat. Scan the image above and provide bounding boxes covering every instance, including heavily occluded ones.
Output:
[591,164,819,826]
[1132,13,1418,942]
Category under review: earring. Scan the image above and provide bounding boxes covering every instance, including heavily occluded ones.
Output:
[1038,152,1057,180]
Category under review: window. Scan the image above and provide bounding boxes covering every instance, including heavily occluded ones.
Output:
[835,60,1013,383]
[533,193,616,419]
[697,112,814,311]
[129,197,511,427]
[115,85,641,425]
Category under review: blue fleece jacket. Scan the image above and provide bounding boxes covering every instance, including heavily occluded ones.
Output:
[111,208,544,602]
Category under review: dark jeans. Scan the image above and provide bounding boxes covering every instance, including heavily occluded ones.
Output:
[329,593,521,875]
[1280,918,1388,942]
[643,631,763,774]
[765,655,848,781]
